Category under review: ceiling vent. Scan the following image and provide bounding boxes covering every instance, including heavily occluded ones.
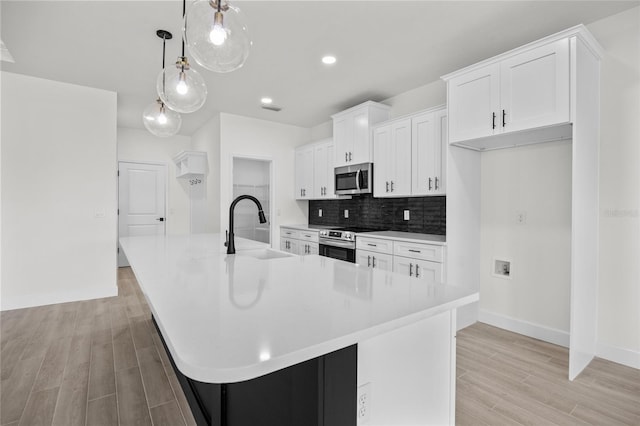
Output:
[261,104,282,112]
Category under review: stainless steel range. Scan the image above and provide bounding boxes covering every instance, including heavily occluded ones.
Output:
[318,227,380,263]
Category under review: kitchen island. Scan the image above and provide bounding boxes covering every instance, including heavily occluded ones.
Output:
[120,233,478,426]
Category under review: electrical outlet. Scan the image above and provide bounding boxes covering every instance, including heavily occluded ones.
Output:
[403,210,410,221]
[516,210,527,224]
[344,209,349,218]
[318,208,323,217]
[357,383,371,423]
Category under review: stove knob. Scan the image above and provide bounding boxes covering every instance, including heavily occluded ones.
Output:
[344,232,352,240]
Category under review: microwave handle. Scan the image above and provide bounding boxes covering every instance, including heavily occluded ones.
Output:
[355,170,361,190]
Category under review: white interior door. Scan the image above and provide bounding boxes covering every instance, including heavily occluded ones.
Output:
[118,162,167,267]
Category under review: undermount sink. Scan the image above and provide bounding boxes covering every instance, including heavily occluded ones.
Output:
[237,248,293,260]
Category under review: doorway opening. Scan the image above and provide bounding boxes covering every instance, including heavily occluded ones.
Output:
[232,157,272,244]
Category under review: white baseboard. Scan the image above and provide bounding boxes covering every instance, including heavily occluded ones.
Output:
[478,309,570,348]
[1,286,118,311]
[596,342,640,370]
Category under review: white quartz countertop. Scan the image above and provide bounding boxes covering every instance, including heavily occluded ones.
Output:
[355,231,447,245]
[119,233,476,384]
[280,224,336,231]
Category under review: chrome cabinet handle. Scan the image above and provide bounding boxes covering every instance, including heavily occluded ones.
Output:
[428,177,432,191]
[367,255,371,267]
[435,177,439,190]
[345,152,348,162]
[416,264,420,278]
[408,249,421,253]
[372,256,376,268]
[503,109,506,127]
[349,152,352,162]
[386,181,389,192]
[492,112,496,130]
[367,243,377,247]
[409,263,413,277]
[390,181,394,192]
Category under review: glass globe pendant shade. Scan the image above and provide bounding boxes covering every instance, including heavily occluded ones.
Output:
[157,57,208,113]
[184,0,252,73]
[142,99,182,137]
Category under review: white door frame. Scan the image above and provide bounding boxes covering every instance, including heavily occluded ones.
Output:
[117,161,169,266]
[229,154,274,246]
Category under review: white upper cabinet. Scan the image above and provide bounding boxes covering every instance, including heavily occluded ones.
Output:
[448,63,500,143]
[446,37,570,148]
[295,139,337,200]
[412,110,446,196]
[332,101,390,168]
[295,145,314,200]
[500,39,570,133]
[373,119,412,197]
[313,140,335,198]
[372,106,447,198]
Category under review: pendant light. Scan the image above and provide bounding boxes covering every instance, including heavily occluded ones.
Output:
[143,30,182,137]
[183,0,251,73]
[157,0,207,113]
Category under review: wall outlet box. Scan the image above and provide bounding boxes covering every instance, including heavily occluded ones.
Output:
[318,209,323,217]
[357,382,371,424]
[403,210,410,221]
[344,209,349,218]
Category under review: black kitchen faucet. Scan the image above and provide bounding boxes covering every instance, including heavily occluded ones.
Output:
[225,195,267,254]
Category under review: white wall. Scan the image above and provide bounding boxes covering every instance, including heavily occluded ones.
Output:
[117,127,192,235]
[219,113,311,243]
[479,142,572,343]
[191,115,221,233]
[588,7,640,363]
[1,72,117,310]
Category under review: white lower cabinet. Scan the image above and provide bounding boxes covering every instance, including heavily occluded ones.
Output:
[356,235,445,282]
[393,256,443,282]
[280,227,319,256]
[356,250,393,271]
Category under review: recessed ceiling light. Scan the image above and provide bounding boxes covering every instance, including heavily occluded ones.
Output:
[260,97,273,105]
[322,55,336,65]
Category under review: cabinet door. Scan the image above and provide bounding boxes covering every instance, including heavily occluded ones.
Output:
[448,63,500,143]
[434,111,447,194]
[295,146,314,200]
[300,242,318,256]
[333,116,351,167]
[500,39,570,133]
[356,250,392,271]
[393,256,443,282]
[280,237,299,254]
[411,111,436,196]
[373,125,391,197]
[351,109,370,164]
[389,119,412,196]
[313,141,336,199]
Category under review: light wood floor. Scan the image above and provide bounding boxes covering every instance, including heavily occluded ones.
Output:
[1,268,639,426]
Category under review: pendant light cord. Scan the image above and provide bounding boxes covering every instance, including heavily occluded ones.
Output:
[162,33,167,97]
[182,0,186,58]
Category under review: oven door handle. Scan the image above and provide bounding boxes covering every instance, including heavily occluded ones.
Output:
[355,170,361,191]
[319,239,356,249]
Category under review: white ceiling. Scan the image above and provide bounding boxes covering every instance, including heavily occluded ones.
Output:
[2,1,638,135]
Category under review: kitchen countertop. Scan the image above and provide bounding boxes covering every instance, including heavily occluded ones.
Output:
[355,230,447,245]
[119,233,476,383]
[280,224,336,231]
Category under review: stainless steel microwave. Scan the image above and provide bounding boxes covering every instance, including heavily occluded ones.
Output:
[334,163,373,195]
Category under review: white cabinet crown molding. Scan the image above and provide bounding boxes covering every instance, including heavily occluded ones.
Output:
[440,24,603,82]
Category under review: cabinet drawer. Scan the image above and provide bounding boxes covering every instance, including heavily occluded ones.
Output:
[298,231,319,243]
[393,241,443,263]
[280,228,300,239]
[356,237,393,254]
